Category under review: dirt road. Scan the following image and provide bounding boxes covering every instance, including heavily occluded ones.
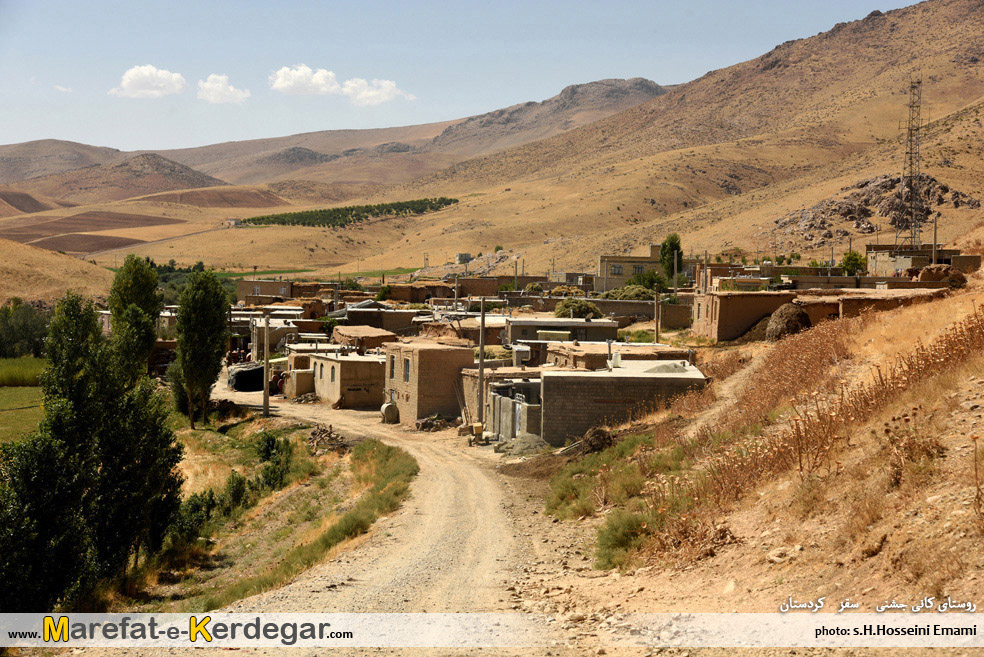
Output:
[205,389,577,654]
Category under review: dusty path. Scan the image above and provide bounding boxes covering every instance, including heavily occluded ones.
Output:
[197,388,576,654]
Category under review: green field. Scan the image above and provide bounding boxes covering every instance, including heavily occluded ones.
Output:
[0,357,45,387]
[0,387,42,442]
[214,269,315,279]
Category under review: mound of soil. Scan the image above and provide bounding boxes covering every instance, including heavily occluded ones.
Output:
[498,453,573,480]
[766,303,812,341]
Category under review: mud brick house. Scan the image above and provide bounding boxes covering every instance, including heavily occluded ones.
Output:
[311,352,386,408]
[332,325,397,353]
[382,341,476,423]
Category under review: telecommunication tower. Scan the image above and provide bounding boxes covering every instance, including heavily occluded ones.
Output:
[893,79,923,254]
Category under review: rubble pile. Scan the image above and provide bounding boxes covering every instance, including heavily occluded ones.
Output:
[415,414,460,432]
[773,174,980,248]
[307,423,357,456]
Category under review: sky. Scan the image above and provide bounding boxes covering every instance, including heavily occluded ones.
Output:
[0,0,913,151]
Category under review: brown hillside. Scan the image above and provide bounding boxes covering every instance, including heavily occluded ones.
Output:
[149,121,458,185]
[0,238,113,303]
[428,77,667,157]
[15,154,228,204]
[137,187,287,208]
[0,139,122,184]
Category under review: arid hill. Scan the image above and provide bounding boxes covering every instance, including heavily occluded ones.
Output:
[14,153,228,204]
[0,78,667,191]
[0,139,122,184]
[0,238,113,302]
[272,78,668,186]
[428,77,667,157]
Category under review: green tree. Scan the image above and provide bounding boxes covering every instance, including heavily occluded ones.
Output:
[108,254,162,367]
[0,291,183,606]
[0,299,48,358]
[91,377,182,572]
[176,270,230,429]
[0,429,97,611]
[625,269,668,292]
[659,233,683,278]
[840,250,866,276]
[108,255,162,324]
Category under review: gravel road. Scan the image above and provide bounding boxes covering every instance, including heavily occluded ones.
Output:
[197,389,575,655]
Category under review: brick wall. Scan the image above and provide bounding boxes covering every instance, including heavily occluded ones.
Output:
[659,303,691,329]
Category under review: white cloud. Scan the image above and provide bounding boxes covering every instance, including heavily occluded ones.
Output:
[53,85,72,93]
[269,64,413,105]
[109,65,186,99]
[197,74,250,104]
[269,64,340,95]
[341,78,415,106]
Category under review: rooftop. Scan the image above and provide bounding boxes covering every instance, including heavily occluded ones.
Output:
[508,317,619,326]
[310,352,386,363]
[333,325,398,338]
[542,359,706,381]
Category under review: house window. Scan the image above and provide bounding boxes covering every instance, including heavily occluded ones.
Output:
[330,366,336,382]
[403,358,410,382]
[611,264,623,276]
[633,265,644,275]
[319,363,324,378]
[279,286,288,296]
[253,285,260,295]
[389,355,395,378]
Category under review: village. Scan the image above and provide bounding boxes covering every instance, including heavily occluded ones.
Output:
[7,0,984,651]
[170,238,982,452]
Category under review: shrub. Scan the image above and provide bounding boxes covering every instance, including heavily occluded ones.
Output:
[595,510,647,569]
[524,282,544,294]
[555,298,603,319]
[548,285,583,297]
[375,285,392,301]
[602,285,653,300]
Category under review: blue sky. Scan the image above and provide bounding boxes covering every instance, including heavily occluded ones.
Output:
[0,0,911,150]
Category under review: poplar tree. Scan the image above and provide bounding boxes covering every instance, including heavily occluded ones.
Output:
[176,270,229,429]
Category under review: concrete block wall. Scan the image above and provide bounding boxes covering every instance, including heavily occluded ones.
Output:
[540,374,704,446]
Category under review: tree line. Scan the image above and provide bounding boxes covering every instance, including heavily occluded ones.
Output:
[0,299,47,358]
[244,197,459,228]
[0,255,229,611]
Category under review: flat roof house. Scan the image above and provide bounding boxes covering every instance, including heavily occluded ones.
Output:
[382,341,476,424]
[311,352,386,409]
[332,325,397,353]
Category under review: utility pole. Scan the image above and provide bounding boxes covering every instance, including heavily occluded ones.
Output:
[478,297,486,427]
[514,260,518,290]
[262,316,270,418]
[673,256,678,297]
